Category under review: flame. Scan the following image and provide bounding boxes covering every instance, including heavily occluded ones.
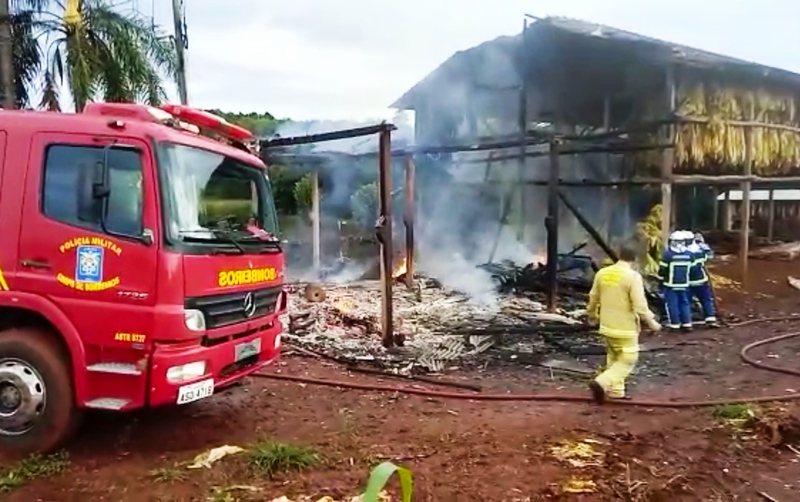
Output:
[392,257,408,279]
[532,251,546,264]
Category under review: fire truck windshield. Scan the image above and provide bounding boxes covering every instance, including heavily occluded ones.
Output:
[158,142,280,252]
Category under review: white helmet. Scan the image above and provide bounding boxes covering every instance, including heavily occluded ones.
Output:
[669,231,682,241]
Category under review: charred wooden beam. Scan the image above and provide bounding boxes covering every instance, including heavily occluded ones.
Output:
[741,100,755,285]
[404,156,416,289]
[557,190,618,262]
[661,65,677,245]
[518,18,530,243]
[458,142,673,164]
[767,189,776,241]
[261,123,395,148]
[460,175,800,187]
[546,139,561,312]
[377,129,394,348]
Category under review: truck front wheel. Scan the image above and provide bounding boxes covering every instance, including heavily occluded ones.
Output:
[0,327,82,455]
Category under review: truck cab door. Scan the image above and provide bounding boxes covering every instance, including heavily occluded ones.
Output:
[15,133,159,409]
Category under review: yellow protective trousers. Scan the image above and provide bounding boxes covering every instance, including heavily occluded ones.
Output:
[594,335,639,398]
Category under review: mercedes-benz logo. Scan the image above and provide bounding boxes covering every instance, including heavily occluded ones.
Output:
[242,292,257,318]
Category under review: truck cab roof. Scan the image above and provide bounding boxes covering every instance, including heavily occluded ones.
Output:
[0,104,265,168]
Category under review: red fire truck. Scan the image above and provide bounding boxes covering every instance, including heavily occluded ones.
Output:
[0,103,286,454]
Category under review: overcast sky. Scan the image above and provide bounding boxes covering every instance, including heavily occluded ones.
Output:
[147,0,800,121]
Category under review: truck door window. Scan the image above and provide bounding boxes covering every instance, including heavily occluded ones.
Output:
[42,145,144,237]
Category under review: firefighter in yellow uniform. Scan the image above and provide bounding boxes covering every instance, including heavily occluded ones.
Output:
[586,245,661,403]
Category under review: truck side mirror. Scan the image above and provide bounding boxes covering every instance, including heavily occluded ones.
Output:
[141,228,154,246]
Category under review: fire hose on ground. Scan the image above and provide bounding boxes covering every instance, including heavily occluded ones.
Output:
[253,316,800,408]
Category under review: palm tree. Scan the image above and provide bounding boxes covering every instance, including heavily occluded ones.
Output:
[12,10,42,108]
[2,0,58,108]
[2,0,177,111]
[38,0,178,111]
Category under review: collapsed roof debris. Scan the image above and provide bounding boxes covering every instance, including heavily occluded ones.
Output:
[283,253,636,373]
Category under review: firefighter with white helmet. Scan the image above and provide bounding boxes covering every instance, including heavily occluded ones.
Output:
[658,230,693,331]
[687,230,718,327]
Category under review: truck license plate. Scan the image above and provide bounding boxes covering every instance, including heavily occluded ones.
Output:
[235,337,262,362]
[176,378,215,405]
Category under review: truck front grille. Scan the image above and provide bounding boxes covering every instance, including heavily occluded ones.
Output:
[185,286,282,329]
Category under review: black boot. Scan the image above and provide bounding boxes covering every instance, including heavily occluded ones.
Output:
[588,381,606,404]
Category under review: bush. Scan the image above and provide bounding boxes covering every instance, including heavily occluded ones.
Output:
[294,174,314,210]
[268,164,303,215]
[350,182,378,229]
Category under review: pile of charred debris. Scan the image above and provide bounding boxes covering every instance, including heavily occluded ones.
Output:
[281,247,665,376]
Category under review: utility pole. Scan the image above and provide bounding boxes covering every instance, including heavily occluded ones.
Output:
[171,0,188,104]
[0,0,15,109]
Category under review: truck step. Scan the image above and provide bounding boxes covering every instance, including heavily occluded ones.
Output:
[84,398,131,411]
[87,363,142,376]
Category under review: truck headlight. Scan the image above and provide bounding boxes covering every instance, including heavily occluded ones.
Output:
[184,309,206,332]
[166,361,207,383]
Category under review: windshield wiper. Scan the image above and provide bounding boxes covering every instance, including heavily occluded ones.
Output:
[179,232,245,254]
[210,229,247,254]
[239,233,282,249]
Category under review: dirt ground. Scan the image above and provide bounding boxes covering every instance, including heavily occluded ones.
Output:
[4,258,800,501]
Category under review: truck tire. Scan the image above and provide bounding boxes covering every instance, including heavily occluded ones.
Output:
[0,327,82,455]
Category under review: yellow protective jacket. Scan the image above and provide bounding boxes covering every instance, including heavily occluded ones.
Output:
[586,260,656,338]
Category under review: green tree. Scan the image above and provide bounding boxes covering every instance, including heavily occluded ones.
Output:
[268,164,302,215]
[208,110,283,137]
[293,174,314,211]
[40,0,177,111]
[10,10,41,109]
[350,182,377,229]
[1,1,51,108]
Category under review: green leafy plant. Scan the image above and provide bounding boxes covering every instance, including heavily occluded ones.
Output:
[0,450,70,492]
[362,461,413,502]
[247,441,321,478]
[149,464,187,483]
[350,182,378,230]
[293,174,314,211]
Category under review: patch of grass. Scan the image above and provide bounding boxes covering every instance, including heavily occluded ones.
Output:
[209,486,236,502]
[712,403,757,422]
[247,440,321,477]
[0,450,70,492]
[149,464,187,483]
[209,485,260,502]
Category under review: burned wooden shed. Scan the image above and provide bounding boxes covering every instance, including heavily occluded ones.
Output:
[392,16,800,283]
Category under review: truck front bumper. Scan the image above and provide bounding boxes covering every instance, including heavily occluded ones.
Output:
[148,318,281,407]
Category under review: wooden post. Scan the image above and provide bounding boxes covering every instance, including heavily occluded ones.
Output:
[546,139,561,312]
[601,95,612,242]
[711,187,719,230]
[671,187,679,228]
[403,156,416,289]
[741,100,755,285]
[723,189,732,231]
[377,129,394,348]
[661,66,677,244]
[311,170,321,276]
[516,19,529,243]
[767,189,775,241]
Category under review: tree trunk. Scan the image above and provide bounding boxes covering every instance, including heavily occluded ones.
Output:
[0,0,14,109]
